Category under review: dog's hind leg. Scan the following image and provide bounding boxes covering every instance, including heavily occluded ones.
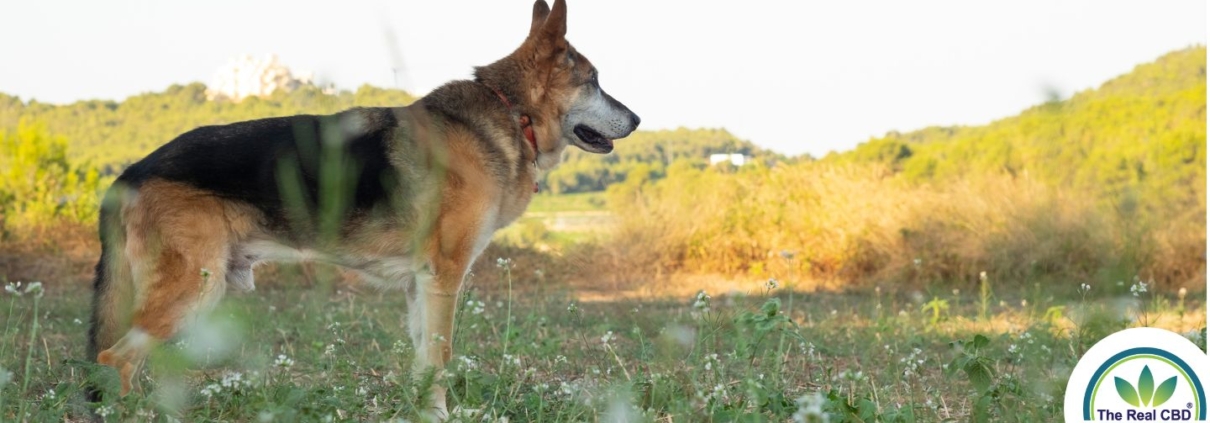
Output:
[95,181,232,396]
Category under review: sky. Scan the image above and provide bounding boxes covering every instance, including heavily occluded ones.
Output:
[1,1,1205,157]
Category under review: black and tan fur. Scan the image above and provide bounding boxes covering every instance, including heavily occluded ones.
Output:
[88,0,638,417]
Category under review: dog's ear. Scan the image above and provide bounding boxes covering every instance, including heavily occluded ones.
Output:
[538,0,567,40]
[529,0,551,37]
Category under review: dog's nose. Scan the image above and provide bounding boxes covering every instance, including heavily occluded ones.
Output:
[629,113,641,128]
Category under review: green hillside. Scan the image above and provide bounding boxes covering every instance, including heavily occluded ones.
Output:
[544,127,781,194]
[831,46,1206,215]
[609,47,1206,285]
[0,83,773,195]
[0,83,418,174]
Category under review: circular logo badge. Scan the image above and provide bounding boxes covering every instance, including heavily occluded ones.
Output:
[1065,328,1210,421]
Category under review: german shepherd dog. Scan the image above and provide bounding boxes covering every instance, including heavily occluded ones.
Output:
[88,0,638,417]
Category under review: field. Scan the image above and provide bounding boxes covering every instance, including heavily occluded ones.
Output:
[0,47,1205,422]
[0,266,1204,422]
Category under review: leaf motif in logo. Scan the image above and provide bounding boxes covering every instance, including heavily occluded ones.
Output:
[1152,376,1178,407]
[1116,377,1141,407]
[1139,365,1155,406]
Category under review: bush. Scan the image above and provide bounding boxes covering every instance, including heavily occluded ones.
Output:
[0,120,104,231]
[604,162,1203,290]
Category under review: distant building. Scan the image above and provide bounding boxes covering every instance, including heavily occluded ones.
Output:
[205,54,315,102]
[709,153,747,166]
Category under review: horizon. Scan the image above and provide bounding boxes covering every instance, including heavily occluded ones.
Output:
[0,1,1205,157]
[1,46,1201,159]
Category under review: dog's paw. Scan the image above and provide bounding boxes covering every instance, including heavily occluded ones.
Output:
[226,268,256,292]
[419,405,450,422]
[447,406,484,422]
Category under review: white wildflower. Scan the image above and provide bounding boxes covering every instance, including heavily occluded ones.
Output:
[502,354,521,367]
[1130,280,1148,297]
[95,405,115,418]
[900,348,925,378]
[274,354,295,368]
[837,370,866,382]
[692,291,711,312]
[201,383,222,397]
[601,331,614,346]
[467,300,485,315]
[456,355,479,371]
[23,282,43,297]
[766,279,779,290]
[792,392,829,423]
[219,371,251,390]
[391,340,408,355]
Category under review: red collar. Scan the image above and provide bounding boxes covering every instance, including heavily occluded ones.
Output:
[487,86,539,156]
[487,85,540,193]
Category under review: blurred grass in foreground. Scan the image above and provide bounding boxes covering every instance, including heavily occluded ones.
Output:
[0,274,1203,421]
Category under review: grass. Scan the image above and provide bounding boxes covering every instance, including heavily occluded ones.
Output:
[526,192,608,214]
[605,163,1206,290]
[0,269,1204,422]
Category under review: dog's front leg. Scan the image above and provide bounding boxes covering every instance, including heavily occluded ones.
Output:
[410,237,480,421]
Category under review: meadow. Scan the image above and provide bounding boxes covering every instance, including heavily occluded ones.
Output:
[1,263,1204,422]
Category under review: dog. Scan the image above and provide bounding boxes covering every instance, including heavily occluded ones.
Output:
[87,0,638,417]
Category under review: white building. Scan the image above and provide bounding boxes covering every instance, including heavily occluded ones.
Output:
[205,54,314,102]
[709,153,747,166]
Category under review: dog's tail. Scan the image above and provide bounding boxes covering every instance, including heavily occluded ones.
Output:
[86,187,134,402]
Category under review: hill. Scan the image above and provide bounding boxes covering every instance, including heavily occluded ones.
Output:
[831,47,1206,215]
[0,84,774,195]
[606,47,1206,287]
[0,83,418,174]
[544,127,782,194]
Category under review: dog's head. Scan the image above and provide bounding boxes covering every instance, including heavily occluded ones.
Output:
[477,0,640,161]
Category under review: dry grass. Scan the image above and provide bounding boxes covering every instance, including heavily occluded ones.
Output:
[0,222,97,285]
[603,162,1205,292]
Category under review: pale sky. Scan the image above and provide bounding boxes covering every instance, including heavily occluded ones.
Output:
[1,1,1205,157]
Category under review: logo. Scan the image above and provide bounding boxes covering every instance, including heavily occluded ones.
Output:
[1066,328,1210,421]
